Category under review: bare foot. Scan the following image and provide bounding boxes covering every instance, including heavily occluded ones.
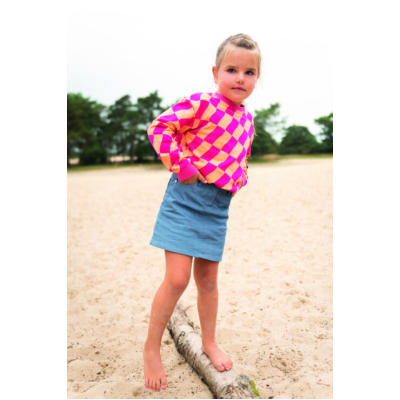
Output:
[143,342,168,391]
[202,342,233,372]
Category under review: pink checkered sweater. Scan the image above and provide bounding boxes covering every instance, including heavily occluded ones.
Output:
[147,92,254,192]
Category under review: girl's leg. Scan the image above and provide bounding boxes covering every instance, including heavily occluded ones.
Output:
[143,250,193,392]
[193,257,233,372]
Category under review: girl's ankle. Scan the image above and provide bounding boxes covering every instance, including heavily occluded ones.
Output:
[202,340,217,349]
[144,339,161,353]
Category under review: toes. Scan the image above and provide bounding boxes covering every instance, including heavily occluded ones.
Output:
[145,377,149,388]
[161,377,168,390]
[216,363,225,371]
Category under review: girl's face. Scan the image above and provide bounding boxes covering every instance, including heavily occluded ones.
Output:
[212,47,259,106]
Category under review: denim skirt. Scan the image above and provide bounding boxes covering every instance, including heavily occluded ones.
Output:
[150,172,233,262]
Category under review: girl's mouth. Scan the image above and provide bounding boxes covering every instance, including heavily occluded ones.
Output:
[232,87,245,91]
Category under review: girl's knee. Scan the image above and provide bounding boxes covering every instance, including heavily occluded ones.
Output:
[167,277,190,294]
[196,276,218,293]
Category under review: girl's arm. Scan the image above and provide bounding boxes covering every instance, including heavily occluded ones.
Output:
[147,97,198,180]
[240,127,254,189]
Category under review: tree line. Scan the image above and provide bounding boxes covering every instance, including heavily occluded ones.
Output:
[67,91,332,166]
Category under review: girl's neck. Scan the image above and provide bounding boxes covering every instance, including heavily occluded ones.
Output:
[214,91,246,111]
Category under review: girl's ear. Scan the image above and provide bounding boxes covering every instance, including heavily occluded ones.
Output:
[212,66,218,83]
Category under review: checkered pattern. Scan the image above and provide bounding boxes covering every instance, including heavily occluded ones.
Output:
[147,92,254,192]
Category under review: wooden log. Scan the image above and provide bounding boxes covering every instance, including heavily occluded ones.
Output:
[167,302,260,399]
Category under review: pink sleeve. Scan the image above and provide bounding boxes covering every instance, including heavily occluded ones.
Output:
[240,126,254,189]
[147,97,198,180]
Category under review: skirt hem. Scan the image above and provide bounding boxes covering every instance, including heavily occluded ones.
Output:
[149,240,222,262]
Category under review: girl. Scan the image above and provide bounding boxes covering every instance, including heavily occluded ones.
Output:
[143,33,261,392]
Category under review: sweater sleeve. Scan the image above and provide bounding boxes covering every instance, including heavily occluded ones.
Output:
[240,125,254,189]
[147,97,198,180]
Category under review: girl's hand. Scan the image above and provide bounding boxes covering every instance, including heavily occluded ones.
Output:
[232,177,243,197]
[178,170,207,185]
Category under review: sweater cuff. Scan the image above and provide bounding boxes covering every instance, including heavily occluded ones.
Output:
[177,162,198,180]
[240,171,248,189]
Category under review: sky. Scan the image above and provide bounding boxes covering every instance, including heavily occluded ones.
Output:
[68,0,333,139]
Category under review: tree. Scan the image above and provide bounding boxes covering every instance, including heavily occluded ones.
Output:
[134,91,164,162]
[67,94,84,164]
[105,95,138,163]
[279,125,319,155]
[259,102,287,142]
[67,93,107,165]
[251,103,285,155]
[315,112,333,153]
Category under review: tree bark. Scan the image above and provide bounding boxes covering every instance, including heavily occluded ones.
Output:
[129,135,135,163]
[167,302,260,399]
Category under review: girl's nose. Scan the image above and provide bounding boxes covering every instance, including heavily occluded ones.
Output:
[236,73,244,83]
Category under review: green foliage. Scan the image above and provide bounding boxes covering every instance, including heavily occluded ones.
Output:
[315,112,333,153]
[279,125,319,155]
[106,94,137,162]
[80,139,107,165]
[67,91,164,165]
[105,91,165,163]
[135,91,164,162]
[67,93,107,165]
[249,379,260,397]
[251,103,285,155]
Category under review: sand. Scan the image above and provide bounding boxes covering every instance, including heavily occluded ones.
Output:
[67,158,333,399]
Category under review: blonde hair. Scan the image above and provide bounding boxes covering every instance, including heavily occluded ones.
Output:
[215,34,261,138]
[215,33,261,77]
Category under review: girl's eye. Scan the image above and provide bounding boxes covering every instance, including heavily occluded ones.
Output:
[227,68,236,73]
[246,71,254,75]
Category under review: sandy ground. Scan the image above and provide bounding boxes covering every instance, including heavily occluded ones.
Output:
[67,158,333,399]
